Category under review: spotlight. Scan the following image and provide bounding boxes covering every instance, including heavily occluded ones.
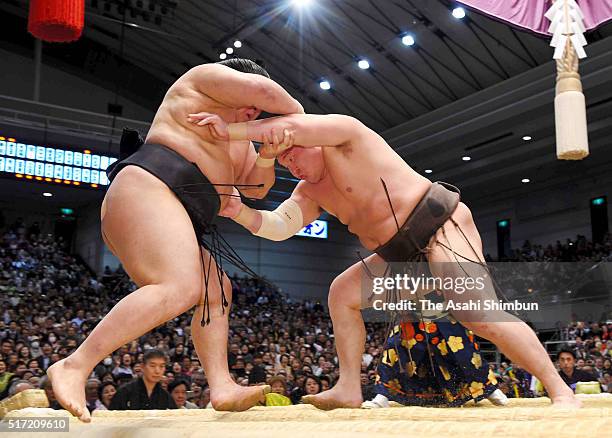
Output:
[462,156,471,161]
[43,192,53,197]
[319,80,331,90]
[219,53,227,60]
[234,40,242,48]
[452,7,466,19]
[424,169,433,174]
[522,135,532,141]
[292,0,314,7]
[521,178,531,183]
[357,59,370,70]
[401,34,415,46]
[226,47,234,54]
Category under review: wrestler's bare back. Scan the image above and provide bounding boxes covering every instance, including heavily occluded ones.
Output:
[299,132,431,250]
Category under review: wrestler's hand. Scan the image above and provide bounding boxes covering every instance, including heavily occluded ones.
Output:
[259,128,295,159]
[219,187,243,219]
[187,112,229,141]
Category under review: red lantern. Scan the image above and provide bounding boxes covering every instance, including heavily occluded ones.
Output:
[28,0,85,43]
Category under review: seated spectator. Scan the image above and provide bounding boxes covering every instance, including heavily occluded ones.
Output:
[97,382,117,410]
[593,356,605,379]
[7,379,34,397]
[248,363,267,385]
[268,375,288,397]
[93,356,114,379]
[168,379,198,409]
[319,375,332,392]
[290,375,321,405]
[557,348,599,389]
[112,353,134,377]
[109,350,176,410]
[0,359,14,399]
[257,377,291,406]
[85,378,104,413]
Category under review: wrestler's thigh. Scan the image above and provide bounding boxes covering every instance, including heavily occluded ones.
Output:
[329,254,387,310]
[101,166,202,290]
[427,203,484,262]
[427,203,498,319]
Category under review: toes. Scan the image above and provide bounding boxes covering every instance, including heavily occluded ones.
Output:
[301,395,314,404]
[80,410,92,423]
[261,385,271,395]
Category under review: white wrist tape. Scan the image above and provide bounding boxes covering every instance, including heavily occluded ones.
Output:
[254,199,303,241]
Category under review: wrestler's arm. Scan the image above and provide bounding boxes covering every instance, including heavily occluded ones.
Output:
[234,144,273,200]
[187,64,304,115]
[230,182,321,241]
[233,114,368,148]
[236,129,294,199]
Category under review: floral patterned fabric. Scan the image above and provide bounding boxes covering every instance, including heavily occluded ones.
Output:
[375,318,498,407]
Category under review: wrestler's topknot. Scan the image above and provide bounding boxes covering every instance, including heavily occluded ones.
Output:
[217,58,270,78]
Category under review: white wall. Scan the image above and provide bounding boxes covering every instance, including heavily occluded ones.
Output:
[473,176,612,257]
[0,47,155,122]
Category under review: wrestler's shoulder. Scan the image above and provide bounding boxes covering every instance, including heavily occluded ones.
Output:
[178,63,239,83]
[294,180,318,197]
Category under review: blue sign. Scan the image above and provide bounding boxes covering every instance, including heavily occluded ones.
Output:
[296,220,328,239]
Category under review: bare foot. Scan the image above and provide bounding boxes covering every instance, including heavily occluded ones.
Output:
[211,384,270,411]
[302,385,362,410]
[551,394,582,409]
[47,358,91,422]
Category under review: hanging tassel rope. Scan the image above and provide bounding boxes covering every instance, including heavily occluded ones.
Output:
[546,0,589,160]
[28,0,85,43]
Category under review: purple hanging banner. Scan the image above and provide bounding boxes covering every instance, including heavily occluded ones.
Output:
[457,0,612,35]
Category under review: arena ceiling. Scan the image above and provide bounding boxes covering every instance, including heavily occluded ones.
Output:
[1,0,612,210]
[1,0,610,129]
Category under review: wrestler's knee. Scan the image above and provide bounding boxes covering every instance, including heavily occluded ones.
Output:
[168,276,202,310]
[328,276,343,308]
[460,320,507,341]
[328,276,359,311]
[452,202,475,227]
[201,275,232,308]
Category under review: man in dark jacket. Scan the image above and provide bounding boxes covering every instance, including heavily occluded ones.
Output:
[557,348,598,389]
[110,350,176,410]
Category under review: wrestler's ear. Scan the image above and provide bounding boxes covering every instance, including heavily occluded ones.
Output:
[236,106,262,122]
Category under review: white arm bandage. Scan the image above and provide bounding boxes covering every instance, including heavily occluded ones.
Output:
[254,199,304,241]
